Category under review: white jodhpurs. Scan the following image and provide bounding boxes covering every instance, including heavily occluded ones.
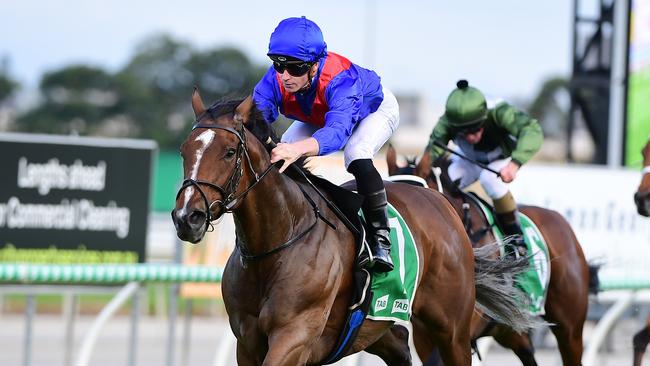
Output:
[447,150,511,199]
[281,88,400,168]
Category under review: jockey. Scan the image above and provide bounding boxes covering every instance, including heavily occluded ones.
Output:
[426,80,543,258]
[252,16,400,272]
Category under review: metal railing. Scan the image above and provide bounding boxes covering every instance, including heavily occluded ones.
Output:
[0,263,223,284]
[3,263,649,366]
[0,263,223,366]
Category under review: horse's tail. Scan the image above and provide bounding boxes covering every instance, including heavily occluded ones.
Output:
[472,244,544,333]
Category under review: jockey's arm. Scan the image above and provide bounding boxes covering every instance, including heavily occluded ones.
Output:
[490,102,543,166]
[427,116,453,163]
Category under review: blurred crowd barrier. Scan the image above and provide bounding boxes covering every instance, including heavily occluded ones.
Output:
[511,164,649,287]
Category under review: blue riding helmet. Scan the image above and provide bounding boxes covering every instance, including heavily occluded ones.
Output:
[268,16,327,62]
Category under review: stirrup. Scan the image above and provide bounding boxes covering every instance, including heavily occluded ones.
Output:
[514,245,527,259]
[506,238,527,260]
[369,236,393,272]
[370,254,394,273]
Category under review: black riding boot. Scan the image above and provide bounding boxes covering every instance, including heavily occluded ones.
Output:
[348,159,393,273]
[496,210,527,259]
[362,189,394,272]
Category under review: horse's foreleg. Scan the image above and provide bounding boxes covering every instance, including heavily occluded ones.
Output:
[365,324,412,366]
[237,340,260,366]
[261,326,316,366]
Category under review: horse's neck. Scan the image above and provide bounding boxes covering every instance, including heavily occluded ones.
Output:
[428,170,458,202]
[233,151,313,253]
[442,189,467,215]
[431,175,471,218]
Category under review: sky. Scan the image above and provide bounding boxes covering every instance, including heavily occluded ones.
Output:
[1,0,577,107]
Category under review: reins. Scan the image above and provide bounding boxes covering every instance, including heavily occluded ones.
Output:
[431,140,502,178]
[175,113,343,262]
[430,161,492,244]
[265,138,360,236]
[237,183,332,261]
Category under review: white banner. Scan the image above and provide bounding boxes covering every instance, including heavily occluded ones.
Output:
[511,164,650,284]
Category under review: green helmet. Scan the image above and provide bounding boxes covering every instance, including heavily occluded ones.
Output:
[445,80,487,130]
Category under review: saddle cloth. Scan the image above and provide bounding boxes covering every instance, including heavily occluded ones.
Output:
[387,175,551,315]
[467,192,551,315]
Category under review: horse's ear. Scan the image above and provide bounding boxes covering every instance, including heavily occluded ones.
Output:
[234,95,253,125]
[386,144,399,176]
[191,87,206,117]
[415,148,432,178]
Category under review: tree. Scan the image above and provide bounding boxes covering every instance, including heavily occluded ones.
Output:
[186,47,267,102]
[0,73,18,104]
[16,65,125,135]
[15,33,266,149]
[116,33,266,148]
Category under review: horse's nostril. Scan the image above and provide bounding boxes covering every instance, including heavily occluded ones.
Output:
[171,209,187,225]
[188,210,206,227]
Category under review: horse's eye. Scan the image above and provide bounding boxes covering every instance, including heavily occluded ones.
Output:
[225,148,237,158]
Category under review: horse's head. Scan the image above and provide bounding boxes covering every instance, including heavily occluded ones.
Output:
[634,140,650,217]
[171,89,271,243]
[386,145,451,193]
[385,148,416,176]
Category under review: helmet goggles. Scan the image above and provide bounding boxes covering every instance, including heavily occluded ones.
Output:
[269,55,313,77]
[455,118,485,135]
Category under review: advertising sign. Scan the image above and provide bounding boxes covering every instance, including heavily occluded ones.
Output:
[0,133,156,263]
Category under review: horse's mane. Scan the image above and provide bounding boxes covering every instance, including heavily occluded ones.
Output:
[205,98,315,183]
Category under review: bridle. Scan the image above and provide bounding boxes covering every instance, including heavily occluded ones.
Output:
[174,113,332,261]
[175,115,275,231]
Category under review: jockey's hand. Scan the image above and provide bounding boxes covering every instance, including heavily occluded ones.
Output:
[270,142,302,173]
[270,138,320,173]
[499,161,520,183]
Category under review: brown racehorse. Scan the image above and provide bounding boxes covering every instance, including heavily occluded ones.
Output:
[632,139,650,366]
[634,138,650,218]
[386,145,591,366]
[171,90,536,366]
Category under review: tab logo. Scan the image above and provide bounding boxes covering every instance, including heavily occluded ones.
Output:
[375,295,389,312]
[392,299,410,314]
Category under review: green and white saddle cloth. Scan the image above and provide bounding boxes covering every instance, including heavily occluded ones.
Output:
[362,203,420,323]
[470,195,551,315]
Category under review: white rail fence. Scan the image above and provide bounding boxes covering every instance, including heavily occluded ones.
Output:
[2,263,650,365]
